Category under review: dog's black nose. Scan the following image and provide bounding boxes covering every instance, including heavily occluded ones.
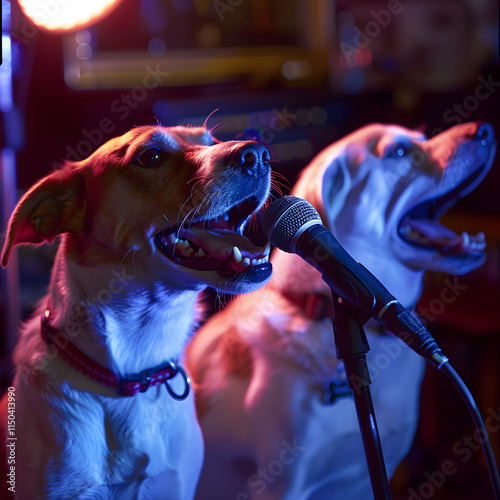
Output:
[476,123,495,145]
[233,143,270,178]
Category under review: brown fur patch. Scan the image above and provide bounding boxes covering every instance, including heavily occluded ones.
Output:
[222,332,254,380]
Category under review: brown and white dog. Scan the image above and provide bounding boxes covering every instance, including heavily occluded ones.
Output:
[0,125,273,499]
[187,122,496,499]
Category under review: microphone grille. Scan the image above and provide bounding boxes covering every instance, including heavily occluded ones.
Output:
[263,196,322,253]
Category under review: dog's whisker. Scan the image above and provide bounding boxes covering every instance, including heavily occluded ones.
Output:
[210,123,230,136]
[176,200,197,229]
[179,290,199,332]
[270,179,286,197]
[185,191,217,230]
[187,176,204,187]
[131,249,136,275]
[119,246,136,272]
[176,183,209,228]
[212,291,225,313]
[270,171,290,194]
[213,190,222,210]
[176,207,198,242]
[184,209,201,238]
[203,108,219,130]
[271,170,289,183]
[184,191,220,237]
[198,190,219,213]
[189,181,208,204]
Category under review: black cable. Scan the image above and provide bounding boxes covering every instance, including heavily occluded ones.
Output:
[441,361,500,500]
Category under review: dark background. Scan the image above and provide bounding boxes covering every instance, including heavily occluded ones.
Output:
[1,1,499,498]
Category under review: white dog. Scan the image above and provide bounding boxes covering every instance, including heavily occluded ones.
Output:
[187,122,496,499]
[0,125,273,499]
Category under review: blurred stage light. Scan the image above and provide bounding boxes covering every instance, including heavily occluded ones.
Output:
[17,0,124,33]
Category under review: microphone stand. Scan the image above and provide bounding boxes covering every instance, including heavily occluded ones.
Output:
[330,292,392,500]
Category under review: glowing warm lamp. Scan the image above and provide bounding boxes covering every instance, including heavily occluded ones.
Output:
[17,0,124,33]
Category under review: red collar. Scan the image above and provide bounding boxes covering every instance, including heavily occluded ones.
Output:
[282,290,334,320]
[41,310,190,399]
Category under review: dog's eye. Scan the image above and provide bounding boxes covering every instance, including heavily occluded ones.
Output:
[135,148,164,167]
[386,145,407,158]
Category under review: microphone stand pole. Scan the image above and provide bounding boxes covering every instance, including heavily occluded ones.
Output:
[330,292,392,500]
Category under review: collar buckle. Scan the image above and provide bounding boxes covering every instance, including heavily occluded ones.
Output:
[140,376,152,393]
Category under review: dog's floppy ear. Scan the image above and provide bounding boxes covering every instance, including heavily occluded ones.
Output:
[1,167,86,267]
[320,156,350,225]
[293,148,352,227]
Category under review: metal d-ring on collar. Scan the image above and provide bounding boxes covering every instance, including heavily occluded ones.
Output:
[165,363,191,401]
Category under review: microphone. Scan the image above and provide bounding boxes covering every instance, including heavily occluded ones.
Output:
[263,196,449,369]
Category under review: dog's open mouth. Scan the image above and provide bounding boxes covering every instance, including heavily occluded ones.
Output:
[155,197,272,279]
[398,164,487,256]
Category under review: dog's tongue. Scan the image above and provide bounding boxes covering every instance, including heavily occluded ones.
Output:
[182,226,265,259]
[409,219,459,242]
[406,218,486,254]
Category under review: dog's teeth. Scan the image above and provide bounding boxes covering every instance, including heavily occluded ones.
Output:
[176,239,194,255]
[470,241,486,250]
[263,242,271,257]
[233,246,243,263]
[462,232,470,246]
[197,248,206,257]
[223,213,230,222]
[243,258,251,267]
[477,231,485,242]
[404,224,413,235]
[167,233,176,245]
